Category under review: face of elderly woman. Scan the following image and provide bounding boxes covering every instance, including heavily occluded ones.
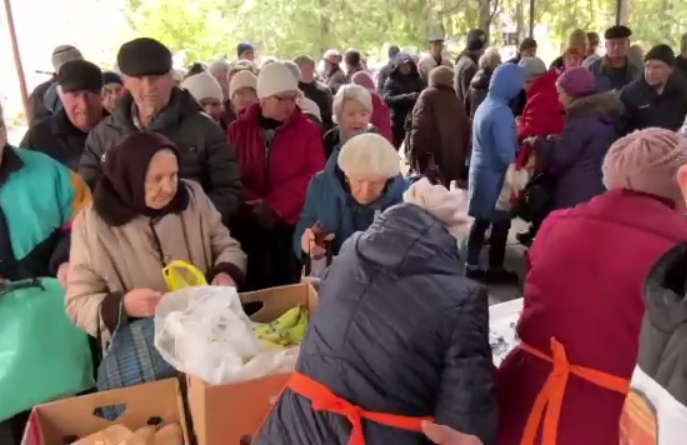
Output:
[339,99,371,135]
[145,150,179,209]
[347,176,387,205]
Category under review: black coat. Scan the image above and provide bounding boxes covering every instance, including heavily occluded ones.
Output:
[382,56,425,146]
[300,80,334,132]
[619,74,687,135]
[254,204,497,445]
[26,78,54,126]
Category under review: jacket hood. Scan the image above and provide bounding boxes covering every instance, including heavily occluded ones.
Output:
[488,63,525,102]
[643,241,687,334]
[565,90,624,120]
[111,87,203,130]
[390,53,419,78]
[350,203,461,275]
[470,68,492,90]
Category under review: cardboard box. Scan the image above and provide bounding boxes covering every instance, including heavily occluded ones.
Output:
[187,282,318,445]
[22,378,189,445]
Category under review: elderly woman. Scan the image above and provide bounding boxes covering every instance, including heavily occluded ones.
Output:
[322,84,377,159]
[466,47,501,118]
[66,131,247,353]
[295,132,405,259]
[225,61,259,123]
[258,178,496,445]
[181,71,227,130]
[226,70,258,125]
[350,71,393,142]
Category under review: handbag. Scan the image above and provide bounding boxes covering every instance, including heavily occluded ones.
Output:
[514,171,556,222]
[0,278,94,422]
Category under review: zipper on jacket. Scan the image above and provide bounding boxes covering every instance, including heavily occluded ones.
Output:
[262,129,279,194]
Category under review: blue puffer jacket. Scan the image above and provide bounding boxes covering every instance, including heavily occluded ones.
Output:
[468,63,524,222]
[257,203,497,445]
[293,148,407,258]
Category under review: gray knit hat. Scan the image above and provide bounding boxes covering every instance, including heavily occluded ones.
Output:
[518,56,546,83]
[51,45,83,73]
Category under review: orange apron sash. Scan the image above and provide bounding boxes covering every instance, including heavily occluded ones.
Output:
[287,371,434,445]
[519,337,631,445]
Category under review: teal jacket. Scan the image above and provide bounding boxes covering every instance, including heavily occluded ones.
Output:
[0,146,90,280]
[293,148,407,258]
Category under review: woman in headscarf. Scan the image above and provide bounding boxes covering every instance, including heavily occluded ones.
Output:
[255,178,496,445]
[65,132,247,346]
[497,128,687,445]
[322,84,378,159]
[295,133,406,261]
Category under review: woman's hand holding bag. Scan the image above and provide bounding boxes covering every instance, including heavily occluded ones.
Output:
[123,288,163,317]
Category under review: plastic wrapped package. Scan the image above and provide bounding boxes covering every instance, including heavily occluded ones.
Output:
[489,297,523,367]
[154,286,298,385]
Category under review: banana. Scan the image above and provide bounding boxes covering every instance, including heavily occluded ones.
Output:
[254,305,310,348]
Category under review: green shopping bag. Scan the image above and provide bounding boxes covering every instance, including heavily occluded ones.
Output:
[0,278,94,422]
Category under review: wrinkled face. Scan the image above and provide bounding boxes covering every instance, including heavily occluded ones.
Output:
[261,90,298,121]
[240,50,255,61]
[347,176,387,205]
[101,82,123,114]
[556,84,574,106]
[232,87,258,113]
[145,150,179,209]
[200,98,223,121]
[61,89,103,131]
[563,53,583,69]
[123,74,175,112]
[429,41,444,55]
[522,47,537,57]
[606,38,629,58]
[339,100,371,135]
[644,60,672,87]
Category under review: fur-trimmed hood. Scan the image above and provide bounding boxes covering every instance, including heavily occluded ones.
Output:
[565,90,624,120]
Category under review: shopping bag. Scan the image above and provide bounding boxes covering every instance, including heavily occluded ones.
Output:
[489,298,523,367]
[163,260,208,291]
[0,278,94,422]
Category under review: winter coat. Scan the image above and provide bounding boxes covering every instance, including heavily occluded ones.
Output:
[619,73,687,135]
[325,67,348,94]
[376,62,394,93]
[65,180,247,341]
[228,103,325,225]
[417,54,453,81]
[322,124,377,160]
[300,80,334,131]
[293,150,406,258]
[78,88,242,220]
[370,93,394,143]
[468,63,524,222]
[409,84,471,183]
[26,78,54,126]
[465,68,491,118]
[0,146,90,281]
[255,203,497,445]
[518,71,565,142]
[454,51,480,104]
[20,108,103,171]
[382,54,425,146]
[497,189,687,445]
[676,55,687,80]
[588,57,641,92]
[533,91,623,210]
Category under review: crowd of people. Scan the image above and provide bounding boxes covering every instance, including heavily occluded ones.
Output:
[1,18,687,445]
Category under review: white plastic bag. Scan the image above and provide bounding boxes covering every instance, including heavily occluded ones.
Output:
[489,297,523,366]
[495,164,530,211]
[154,286,298,385]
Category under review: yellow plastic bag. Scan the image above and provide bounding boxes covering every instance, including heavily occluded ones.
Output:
[163,260,208,291]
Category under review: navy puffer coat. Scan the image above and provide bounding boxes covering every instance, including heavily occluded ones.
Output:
[254,203,497,445]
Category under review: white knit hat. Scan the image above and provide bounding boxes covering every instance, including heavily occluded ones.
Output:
[52,45,83,73]
[256,62,299,100]
[229,70,258,99]
[181,72,223,102]
[403,178,471,239]
[338,133,400,179]
[297,96,321,121]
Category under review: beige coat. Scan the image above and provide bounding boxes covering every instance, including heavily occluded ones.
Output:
[65,180,247,339]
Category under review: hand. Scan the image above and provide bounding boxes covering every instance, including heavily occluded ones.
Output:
[57,262,69,289]
[301,228,334,257]
[422,421,483,445]
[212,272,235,286]
[123,288,163,317]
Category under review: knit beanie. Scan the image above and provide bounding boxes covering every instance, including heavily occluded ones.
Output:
[256,62,299,100]
[603,128,687,204]
[403,178,471,239]
[229,70,258,99]
[557,66,596,98]
[181,72,223,102]
[351,71,375,90]
[518,56,547,83]
[52,45,83,73]
[645,44,676,67]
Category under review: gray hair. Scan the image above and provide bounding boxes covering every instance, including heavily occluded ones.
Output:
[332,84,373,124]
[338,133,400,179]
[479,47,502,70]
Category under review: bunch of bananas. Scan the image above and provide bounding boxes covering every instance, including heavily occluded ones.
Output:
[253,305,309,349]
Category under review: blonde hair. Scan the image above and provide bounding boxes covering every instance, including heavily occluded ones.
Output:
[568,29,588,49]
[332,84,373,124]
[338,133,400,179]
[479,47,502,70]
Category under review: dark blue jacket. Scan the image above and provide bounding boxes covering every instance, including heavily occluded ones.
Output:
[258,203,497,445]
[293,149,406,258]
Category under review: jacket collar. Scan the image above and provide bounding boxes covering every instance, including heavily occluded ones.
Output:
[0,147,23,186]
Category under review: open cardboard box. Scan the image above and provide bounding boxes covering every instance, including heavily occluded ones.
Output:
[22,378,189,445]
[187,281,319,445]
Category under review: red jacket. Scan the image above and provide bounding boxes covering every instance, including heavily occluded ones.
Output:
[228,104,325,224]
[370,93,394,143]
[518,71,565,142]
[497,189,687,445]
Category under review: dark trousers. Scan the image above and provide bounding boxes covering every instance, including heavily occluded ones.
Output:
[466,219,511,269]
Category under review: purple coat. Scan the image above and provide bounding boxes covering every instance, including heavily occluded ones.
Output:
[534,91,623,210]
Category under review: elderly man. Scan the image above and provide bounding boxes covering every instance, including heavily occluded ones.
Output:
[294,55,334,131]
[21,60,105,170]
[78,37,242,221]
[588,25,641,92]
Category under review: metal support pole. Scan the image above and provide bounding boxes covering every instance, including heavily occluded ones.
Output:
[528,0,535,37]
[615,0,623,25]
[1,0,29,119]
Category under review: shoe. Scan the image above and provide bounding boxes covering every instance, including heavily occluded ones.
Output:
[516,231,534,247]
[465,266,487,282]
[484,268,519,285]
